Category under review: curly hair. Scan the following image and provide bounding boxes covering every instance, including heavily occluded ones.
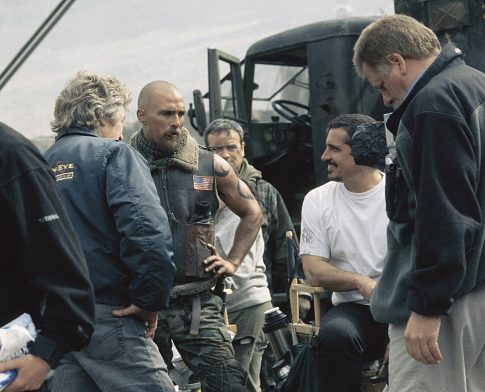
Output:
[51,71,131,133]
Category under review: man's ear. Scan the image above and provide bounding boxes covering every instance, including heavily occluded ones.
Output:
[386,53,407,74]
[241,141,245,157]
[136,109,145,124]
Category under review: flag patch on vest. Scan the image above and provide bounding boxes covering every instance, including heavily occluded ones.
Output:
[193,175,213,191]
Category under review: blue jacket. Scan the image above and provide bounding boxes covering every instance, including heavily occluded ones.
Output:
[45,127,176,311]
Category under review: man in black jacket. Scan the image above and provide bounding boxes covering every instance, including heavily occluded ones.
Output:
[0,122,95,392]
[354,15,485,391]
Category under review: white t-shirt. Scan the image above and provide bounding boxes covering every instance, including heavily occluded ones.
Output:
[214,206,271,312]
[299,176,388,305]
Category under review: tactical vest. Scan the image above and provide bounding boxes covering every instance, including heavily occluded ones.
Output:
[151,147,219,284]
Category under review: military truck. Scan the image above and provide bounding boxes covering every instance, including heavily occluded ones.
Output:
[189,0,484,231]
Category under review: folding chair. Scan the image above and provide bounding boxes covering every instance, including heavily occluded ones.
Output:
[286,231,326,339]
[285,231,386,392]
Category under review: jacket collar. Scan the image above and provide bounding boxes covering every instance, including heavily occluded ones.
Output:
[387,44,464,134]
[55,126,98,141]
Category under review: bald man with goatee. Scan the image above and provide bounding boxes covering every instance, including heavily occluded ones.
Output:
[131,81,263,392]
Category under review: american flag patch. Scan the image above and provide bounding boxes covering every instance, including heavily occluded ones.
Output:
[193,175,214,191]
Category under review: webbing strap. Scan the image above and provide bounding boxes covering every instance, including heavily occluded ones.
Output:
[189,295,202,335]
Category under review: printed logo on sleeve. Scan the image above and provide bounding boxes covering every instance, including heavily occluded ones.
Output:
[52,161,75,181]
[38,214,60,223]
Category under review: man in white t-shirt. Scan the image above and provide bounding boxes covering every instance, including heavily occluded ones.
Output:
[299,114,389,392]
[214,203,273,392]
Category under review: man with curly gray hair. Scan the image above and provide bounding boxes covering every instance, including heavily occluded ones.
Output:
[50,71,131,137]
[45,71,177,392]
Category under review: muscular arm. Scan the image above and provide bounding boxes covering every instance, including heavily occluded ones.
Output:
[206,155,262,275]
[301,254,376,301]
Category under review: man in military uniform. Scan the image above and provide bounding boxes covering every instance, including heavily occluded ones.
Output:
[131,81,263,392]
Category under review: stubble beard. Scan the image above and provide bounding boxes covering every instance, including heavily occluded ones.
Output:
[327,163,342,182]
[329,174,343,182]
[157,128,181,153]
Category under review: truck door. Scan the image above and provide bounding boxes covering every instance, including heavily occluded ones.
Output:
[191,49,248,136]
[207,49,248,124]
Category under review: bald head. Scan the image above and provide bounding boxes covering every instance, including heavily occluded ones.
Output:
[136,80,186,152]
[138,81,181,110]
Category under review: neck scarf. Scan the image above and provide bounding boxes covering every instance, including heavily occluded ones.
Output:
[130,127,199,173]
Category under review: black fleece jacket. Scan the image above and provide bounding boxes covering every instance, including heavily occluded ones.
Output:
[372,45,485,322]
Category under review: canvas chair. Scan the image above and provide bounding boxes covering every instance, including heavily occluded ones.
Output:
[285,231,387,392]
[286,231,326,339]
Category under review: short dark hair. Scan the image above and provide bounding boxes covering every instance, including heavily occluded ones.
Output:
[326,113,376,143]
[203,119,244,146]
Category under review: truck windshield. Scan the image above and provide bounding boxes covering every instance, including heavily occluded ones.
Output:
[251,64,309,122]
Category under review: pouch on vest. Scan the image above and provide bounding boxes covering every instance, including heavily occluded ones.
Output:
[185,222,215,279]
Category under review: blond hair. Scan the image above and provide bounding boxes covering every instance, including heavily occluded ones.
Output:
[51,71,131,133]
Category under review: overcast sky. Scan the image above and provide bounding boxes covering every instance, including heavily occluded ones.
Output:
[0,0,394,138]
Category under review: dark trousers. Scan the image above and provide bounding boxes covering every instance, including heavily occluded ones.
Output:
[316,302,388,392]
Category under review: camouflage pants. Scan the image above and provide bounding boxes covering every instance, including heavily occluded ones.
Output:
[155,291,247,392]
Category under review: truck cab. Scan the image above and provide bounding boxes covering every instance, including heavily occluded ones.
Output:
[191,17,386,229]
[190,0,483,230]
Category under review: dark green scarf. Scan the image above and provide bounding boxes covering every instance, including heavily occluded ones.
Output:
[238,158,262,194]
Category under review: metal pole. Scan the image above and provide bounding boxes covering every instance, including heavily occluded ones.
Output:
[0,0,76,92]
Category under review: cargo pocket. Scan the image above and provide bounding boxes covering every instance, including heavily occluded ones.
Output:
[84,316,125,361]
[218,326,233,342]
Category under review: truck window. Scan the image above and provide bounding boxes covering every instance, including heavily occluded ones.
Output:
[251,64,309,123]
